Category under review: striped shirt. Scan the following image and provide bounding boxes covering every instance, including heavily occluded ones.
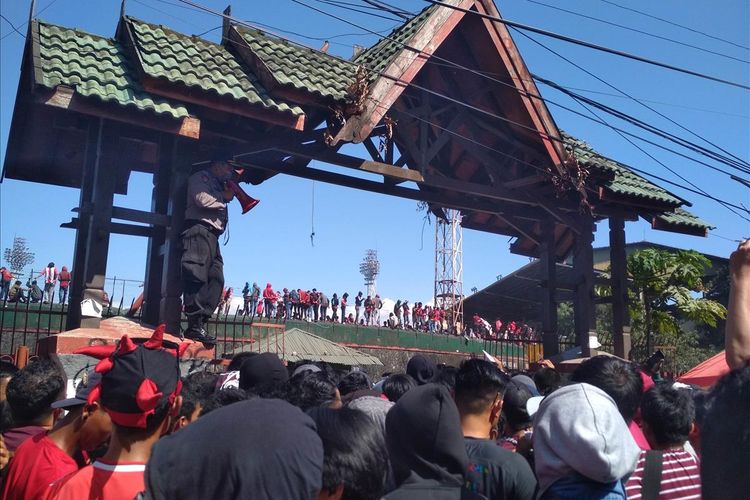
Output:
[625,448,701,500]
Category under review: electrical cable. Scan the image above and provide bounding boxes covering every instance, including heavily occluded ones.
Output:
[422,0,750,91]
[598,0,750,52]
[527,0,749,65]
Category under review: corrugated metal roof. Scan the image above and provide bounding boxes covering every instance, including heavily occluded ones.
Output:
[235,26,356,102]
[126,17,303,117]
[35,21,190,119]
[235,328,383,366]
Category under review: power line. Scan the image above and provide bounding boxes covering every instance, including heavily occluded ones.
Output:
[146,0,748,213]
[0,14,26,39]
[316,0,405,22]
[527,0,749,65]
[422,0,750,91]
[599,0,750,52]
[0,0,59,41]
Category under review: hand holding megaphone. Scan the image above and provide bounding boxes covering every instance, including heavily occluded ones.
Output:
[225,179,260,214]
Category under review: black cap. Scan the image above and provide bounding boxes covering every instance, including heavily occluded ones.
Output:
[502,380,533,427]
[239,352,288,391]
[406,354,436,385]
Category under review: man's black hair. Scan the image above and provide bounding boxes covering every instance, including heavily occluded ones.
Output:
[6,359,65,425]
[183,371,219,400]
[533,367,561,396]
[691,388,709,429]
[701,364,750,500]
[285,372,338,412]
[0,360,18,378]
[308,407,388,500]
[432,364,458,391]
[455,359,508,414]
[382,373,417,403]
[178,388,199,420]
[199,388,249,417]
[571,355,643,422]
[227,352,257,372]
[641,384,694,447]
[338,371,370,397]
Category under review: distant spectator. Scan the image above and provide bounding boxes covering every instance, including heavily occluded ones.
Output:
[38,262,57,304]
[625,385,700,500]
[533,367,561,396]
[309,407,389,500]
[405,354,436,386]
[701,364,750,500]
[8,280,25,303]
[57,266,71,304]
[3,369,111,499]
[3,360,65,453]
[338,371,371,397]
[26,279,43,303]
[534,383,640,499]
[382,374,417,403]
[455,359,536,500]
[0,267,13,302]
[145,399,323,499]
[384,384,482,499]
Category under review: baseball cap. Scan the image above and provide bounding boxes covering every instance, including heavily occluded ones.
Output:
[406,354,436,385]
[503,380,533,426]
[51,368,102,409]
[239,352,288,391]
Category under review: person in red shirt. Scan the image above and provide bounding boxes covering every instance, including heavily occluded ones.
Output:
[3,368,111,500]
[262,283,275,318]
[44,326,183,500]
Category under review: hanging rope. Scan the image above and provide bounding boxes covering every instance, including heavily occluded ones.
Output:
[310,179,316,247]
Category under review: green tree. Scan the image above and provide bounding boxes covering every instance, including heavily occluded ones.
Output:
[627,248,726,369]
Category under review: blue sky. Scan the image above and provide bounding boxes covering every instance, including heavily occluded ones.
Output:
[1,0,748,307]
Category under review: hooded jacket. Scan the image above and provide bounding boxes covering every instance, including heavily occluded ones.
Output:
[145,399,323,499]
[533,383,640,498]
[384,384,480,500]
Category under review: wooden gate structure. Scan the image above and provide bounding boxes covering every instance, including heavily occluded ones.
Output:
[2,0,710,358]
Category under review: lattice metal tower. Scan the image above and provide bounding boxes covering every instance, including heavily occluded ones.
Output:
[359,249,380,298]
[434,209,464,332]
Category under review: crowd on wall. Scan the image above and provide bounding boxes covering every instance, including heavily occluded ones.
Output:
[0,240,747,500]
[0,263,72,305]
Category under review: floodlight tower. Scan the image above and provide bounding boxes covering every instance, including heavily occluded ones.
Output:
[434,209,464,333]
[359,249,380,298]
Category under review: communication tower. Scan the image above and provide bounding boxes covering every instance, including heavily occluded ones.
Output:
[434,209,464,333]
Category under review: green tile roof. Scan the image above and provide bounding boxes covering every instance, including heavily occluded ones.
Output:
[125,17,303,117]
[655,207,713,230]
[353,4,437,77]
[35,21,190,119]
[561,132,683,206]
[235,26,357,102]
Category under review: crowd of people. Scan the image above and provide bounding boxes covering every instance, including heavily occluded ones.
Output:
[0,242,746,499]
[0,263,71,305]
[215,282,537,340]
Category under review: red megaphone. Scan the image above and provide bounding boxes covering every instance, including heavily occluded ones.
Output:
[226,180,260,214]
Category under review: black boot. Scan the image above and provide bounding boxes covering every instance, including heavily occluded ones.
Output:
[184,315,216,345]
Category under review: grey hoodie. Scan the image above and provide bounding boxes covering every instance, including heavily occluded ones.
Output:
[533,383,640,496]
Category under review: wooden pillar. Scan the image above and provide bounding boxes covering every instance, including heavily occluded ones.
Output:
[540,219,558,357]
[609,216,631,359]
[66,119,102,331]
[159,139,195,334]
[80,121,118,329]
[142,135,174,325]
[573,215,597,357]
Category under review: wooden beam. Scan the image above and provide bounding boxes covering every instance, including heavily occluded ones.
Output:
[651,216,709,237]
[540,219,558,356]
[331,0,475,144]
[503,174,548,189]
[609,216,631,359]
[573,215,597,356]
[38,86,201,139]
[111,206,170,227]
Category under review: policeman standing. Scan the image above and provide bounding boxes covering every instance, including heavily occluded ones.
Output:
[181,156,235,344]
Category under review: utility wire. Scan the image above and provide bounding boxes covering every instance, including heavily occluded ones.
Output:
[422,0,750,91]
[527,0,749,65]
[0,14,25,39]
[361,0,411,20]
[300,0,750,175]
[599,0,750,52]
[153,0,746,212]
[316,0,405,22]
[0,0,59,41]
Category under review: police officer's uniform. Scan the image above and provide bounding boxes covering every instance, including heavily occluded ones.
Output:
[181,168,229,342]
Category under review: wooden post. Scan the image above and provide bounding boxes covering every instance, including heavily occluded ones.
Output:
[66,118,102,331]
[159,139,195,335]
[540,219,558,357]
[574,215,597,357]
[609,216,631,359]
[80,120,118,329]
[142,135,174,325]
